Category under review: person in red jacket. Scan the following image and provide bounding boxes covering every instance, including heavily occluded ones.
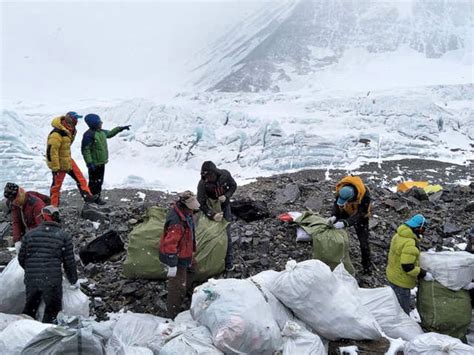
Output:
[3,183,50,253]
[159,191,200,318]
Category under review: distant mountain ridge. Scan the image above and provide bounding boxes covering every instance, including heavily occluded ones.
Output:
[192,0,473,92]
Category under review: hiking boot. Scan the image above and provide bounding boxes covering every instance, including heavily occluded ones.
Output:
[94,197,107,206]
[225,265,235,272]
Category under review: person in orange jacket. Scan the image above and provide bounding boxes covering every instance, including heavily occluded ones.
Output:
[46,112,96,206]
[329,175,372,274]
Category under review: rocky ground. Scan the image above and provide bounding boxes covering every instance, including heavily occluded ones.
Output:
[0,158,473,351]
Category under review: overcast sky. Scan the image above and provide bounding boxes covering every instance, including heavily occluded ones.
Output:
[1,1,266,104]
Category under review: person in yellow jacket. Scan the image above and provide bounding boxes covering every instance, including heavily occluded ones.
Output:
[386,214,433,314]
[328,175,372,274]
[46,112,96,206]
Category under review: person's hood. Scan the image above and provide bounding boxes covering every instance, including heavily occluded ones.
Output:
[201,161,217,174]
[51,116,73,136]
[397,224,419,241]
[84,114,102,130]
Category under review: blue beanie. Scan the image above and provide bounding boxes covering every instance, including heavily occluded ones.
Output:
[405,214,426,229]
[85,114,102,130]
[337,186,355,206]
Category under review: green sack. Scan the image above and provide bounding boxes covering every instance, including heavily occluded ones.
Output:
[295,212,355,275]
[123,203,228,281]
[123,206,167,279]
[417,280,472,339]
[194,213,228,282]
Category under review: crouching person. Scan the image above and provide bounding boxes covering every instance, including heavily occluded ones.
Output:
[386,214,432,314]
[18,205,79,323]
[159,191,200,319]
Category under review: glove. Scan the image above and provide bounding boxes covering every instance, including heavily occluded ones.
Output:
[87,163,96,170]
[70,281,81,290]
[424,272,434,282]
[327,216,337,225]
[334,221,345,229]
[463,282,474,290]
[15,241,21,254]
[167,266,177,278]
[121,125,131,131]
[218,195,227,203]
[213,212,224,222]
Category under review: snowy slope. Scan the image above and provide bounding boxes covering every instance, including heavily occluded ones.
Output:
[2,83,472,192]
[192,0,473,92]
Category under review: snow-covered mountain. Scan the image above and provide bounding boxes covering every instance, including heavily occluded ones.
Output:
[192,0,473,92]
[2,83,472,192]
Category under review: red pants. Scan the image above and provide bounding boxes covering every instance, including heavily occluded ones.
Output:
[50,159,92,206]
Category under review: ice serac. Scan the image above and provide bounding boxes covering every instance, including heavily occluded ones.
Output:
[193,0,472,92]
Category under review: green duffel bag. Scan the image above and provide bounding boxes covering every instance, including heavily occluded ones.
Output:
[123,205,228,281]
[123,206,167,279]
[295,212,355,275]
[417,280,472,340]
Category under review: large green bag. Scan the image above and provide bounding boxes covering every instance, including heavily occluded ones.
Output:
[123,205,228,281]
[123,207,167,279]
[417,280,472,339]
[295,212,355,275]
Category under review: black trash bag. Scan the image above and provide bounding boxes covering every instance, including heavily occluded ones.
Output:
[79,230,124,265]
[230,200,269,222]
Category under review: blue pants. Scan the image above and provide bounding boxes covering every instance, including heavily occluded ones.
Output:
[389,282,411,314]
[223,203,233,268]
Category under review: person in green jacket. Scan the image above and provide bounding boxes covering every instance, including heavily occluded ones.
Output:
[386,214,433,314]
[81,114,130,205]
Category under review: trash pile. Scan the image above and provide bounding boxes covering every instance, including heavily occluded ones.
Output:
[1,259,473,354]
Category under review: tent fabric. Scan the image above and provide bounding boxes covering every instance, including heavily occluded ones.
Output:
[417,280,472,340]
[295,212,354,275]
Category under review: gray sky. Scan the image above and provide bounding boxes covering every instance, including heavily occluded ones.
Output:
[1,1,266,104]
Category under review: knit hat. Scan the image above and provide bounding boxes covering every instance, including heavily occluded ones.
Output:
[337,186,355,206]
[4,182,19,200]
[179,191,200,210]
[405,214,427,229]
[84,114,102,130]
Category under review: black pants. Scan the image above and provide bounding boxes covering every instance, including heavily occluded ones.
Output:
[88,164,105,196]
[354,217,371,270]
[223,203,233,268]
[23,283,62,323]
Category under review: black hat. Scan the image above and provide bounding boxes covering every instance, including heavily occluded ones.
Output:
[201,161,217,177]
[4,183,19,200]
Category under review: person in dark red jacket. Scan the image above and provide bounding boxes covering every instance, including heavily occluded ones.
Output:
[3,183,50,253]
[159,191,200,318]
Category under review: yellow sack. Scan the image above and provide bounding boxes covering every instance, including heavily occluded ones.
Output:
[397,181,429,193]
[423,184,443,194]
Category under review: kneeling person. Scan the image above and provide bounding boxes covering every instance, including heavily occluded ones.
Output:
[18,205,79,323]
[159,191,200,319]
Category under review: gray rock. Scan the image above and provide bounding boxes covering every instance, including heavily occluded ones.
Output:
[406,187,429,201]
[465,201,474,212]
[429,191,444,202]
[303,197,323,211]
[275,184,300,204]
[443,223,462,236]
[81,204,109,223]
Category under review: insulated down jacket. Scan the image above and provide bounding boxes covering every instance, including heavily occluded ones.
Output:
[18,221,78,287]
[46,117,77,172]
[11,191,49,243]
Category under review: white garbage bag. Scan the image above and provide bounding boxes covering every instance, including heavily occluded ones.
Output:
[160,324,224,355]
[174,311,200,328]
[37,280,90,320]
[0,257,25,314]
[333,263,423,341]
[0,313,31,332]
[296,228,312,242]
[420,251,474,291]
[105,312,172,354]
[270,260,382,340]
[0,319,51,355]
[191,278,283,354]
[282,321,326,355]
[249,276,294,330]
[359,288,424,341]
[249,270,280,288]
[404,332,474,354]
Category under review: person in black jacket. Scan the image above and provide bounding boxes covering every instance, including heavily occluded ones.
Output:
[197,161,237,271]
[18,205,79,323]
[465,227,474,307]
